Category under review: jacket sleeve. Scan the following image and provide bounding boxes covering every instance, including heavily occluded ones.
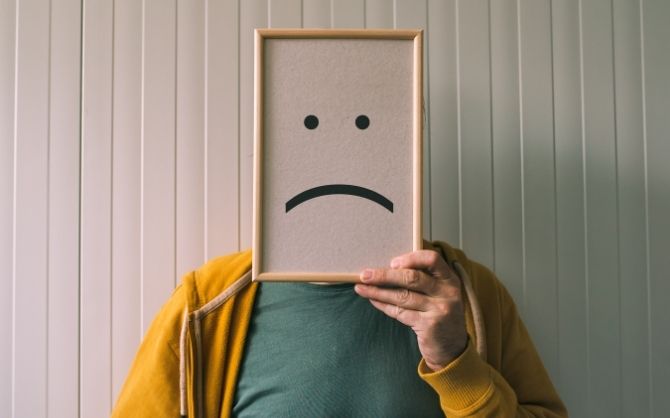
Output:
[418,280,568,417]
[111,285,185,418]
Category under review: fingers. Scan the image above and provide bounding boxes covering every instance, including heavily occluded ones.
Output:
[368,299,420,327]
[354,282,429,312]
[390,250,454,280]
[359,267,438,295]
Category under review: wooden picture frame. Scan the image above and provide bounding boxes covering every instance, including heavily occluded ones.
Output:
[253,28,423,282]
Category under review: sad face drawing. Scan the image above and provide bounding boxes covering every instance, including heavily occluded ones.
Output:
[285,113,394,214]
[257,34,419,277]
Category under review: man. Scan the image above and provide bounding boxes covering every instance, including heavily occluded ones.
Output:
[112,241,567,417]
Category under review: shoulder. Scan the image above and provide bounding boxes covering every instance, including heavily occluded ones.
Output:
[427,241,502,296]
[179,249,253,311]
[426,240,515,317]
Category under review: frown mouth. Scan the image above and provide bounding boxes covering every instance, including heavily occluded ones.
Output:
[285,184,394,213]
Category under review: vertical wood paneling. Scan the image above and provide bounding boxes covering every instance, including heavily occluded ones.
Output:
[395,0,431,240]
[581,1,622,416]
[176,0,205,282]
[489,0,523,302]
[3,1,670,416]
[552,0,588,415]
[457,0,494,267]
[365,0,393,28]
[643,1,670,416]
[428,0,459,245]
[269,0,302,27]
[205,0,239,258]
[303,0,329,28]
[239,0,266,250]
[80,0,113,414]
[141,0,177,332]
[47,0,81,416]
[111,0,142,403]
[518,0,558,379]
[331,0,364,28]
[612,1,650,416]
[0,0,15,412]
[394,1,426,29]
[13,0,50,416]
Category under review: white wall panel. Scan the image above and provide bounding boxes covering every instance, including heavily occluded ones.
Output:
[457,0,494,267]
[176,0,205,282]
[48,0,81,416]
[13,0,50,416]
[552,0,588,414]
[331,0,364,28]
[303,0,329,28]
[141,0,177,332]
[80,0,113,415]
[365,0,393,28]
[3,0,670,417]
[428,0,459,246]
[644,1,670,416]
[205,0,240,258]
[519,0,559,379]
[0,0,16,412]
[269,0,302,28]
[394,2,427,31]
[490,0,523,303]
[613,1,650,416]
[111,0,142,403]
[581,1,622,416]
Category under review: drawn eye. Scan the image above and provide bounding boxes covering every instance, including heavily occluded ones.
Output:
[355,115,370,130]
[304,115,319,130]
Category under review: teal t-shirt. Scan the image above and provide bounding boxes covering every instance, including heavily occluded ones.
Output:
[232,282,443,417]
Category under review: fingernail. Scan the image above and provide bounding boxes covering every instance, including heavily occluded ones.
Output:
[390,258,400,268]
[361,269,372,282]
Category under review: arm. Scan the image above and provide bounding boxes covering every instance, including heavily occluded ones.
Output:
[111,286,184,418]
[418,284,567,417]
[354,250,567,417]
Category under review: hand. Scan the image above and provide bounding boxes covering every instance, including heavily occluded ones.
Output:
[354,250,468,371]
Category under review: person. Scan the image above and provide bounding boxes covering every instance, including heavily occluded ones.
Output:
[111,240,567,417]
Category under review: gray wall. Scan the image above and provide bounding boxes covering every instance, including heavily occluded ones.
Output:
[1,0,668,417]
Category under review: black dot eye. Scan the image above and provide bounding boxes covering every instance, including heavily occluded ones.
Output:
[355,115,370,130]
[304,115,319,130]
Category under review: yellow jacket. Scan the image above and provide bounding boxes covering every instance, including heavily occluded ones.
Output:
[112,241,567,417]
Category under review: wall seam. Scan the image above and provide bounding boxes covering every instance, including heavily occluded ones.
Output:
[609,0,624,412]
[173,0,179,289]
[516,0,526,313]
[638,0,653,415]
[109,0,116,410]
[76,0,84,415]
[455,0,462,247]
[11,0,19,415]
[203,0,209,260]
[46,0,53,414]
[236,0,241,252]
[425,0,431,241]
[140,0,146,333]
[487,0,495,270]
[548,0,561,382]
[577,0,591,410]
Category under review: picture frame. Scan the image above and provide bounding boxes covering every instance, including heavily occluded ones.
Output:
[253,28,423,282]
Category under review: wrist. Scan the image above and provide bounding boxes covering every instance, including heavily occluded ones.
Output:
[424,336,469,371]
